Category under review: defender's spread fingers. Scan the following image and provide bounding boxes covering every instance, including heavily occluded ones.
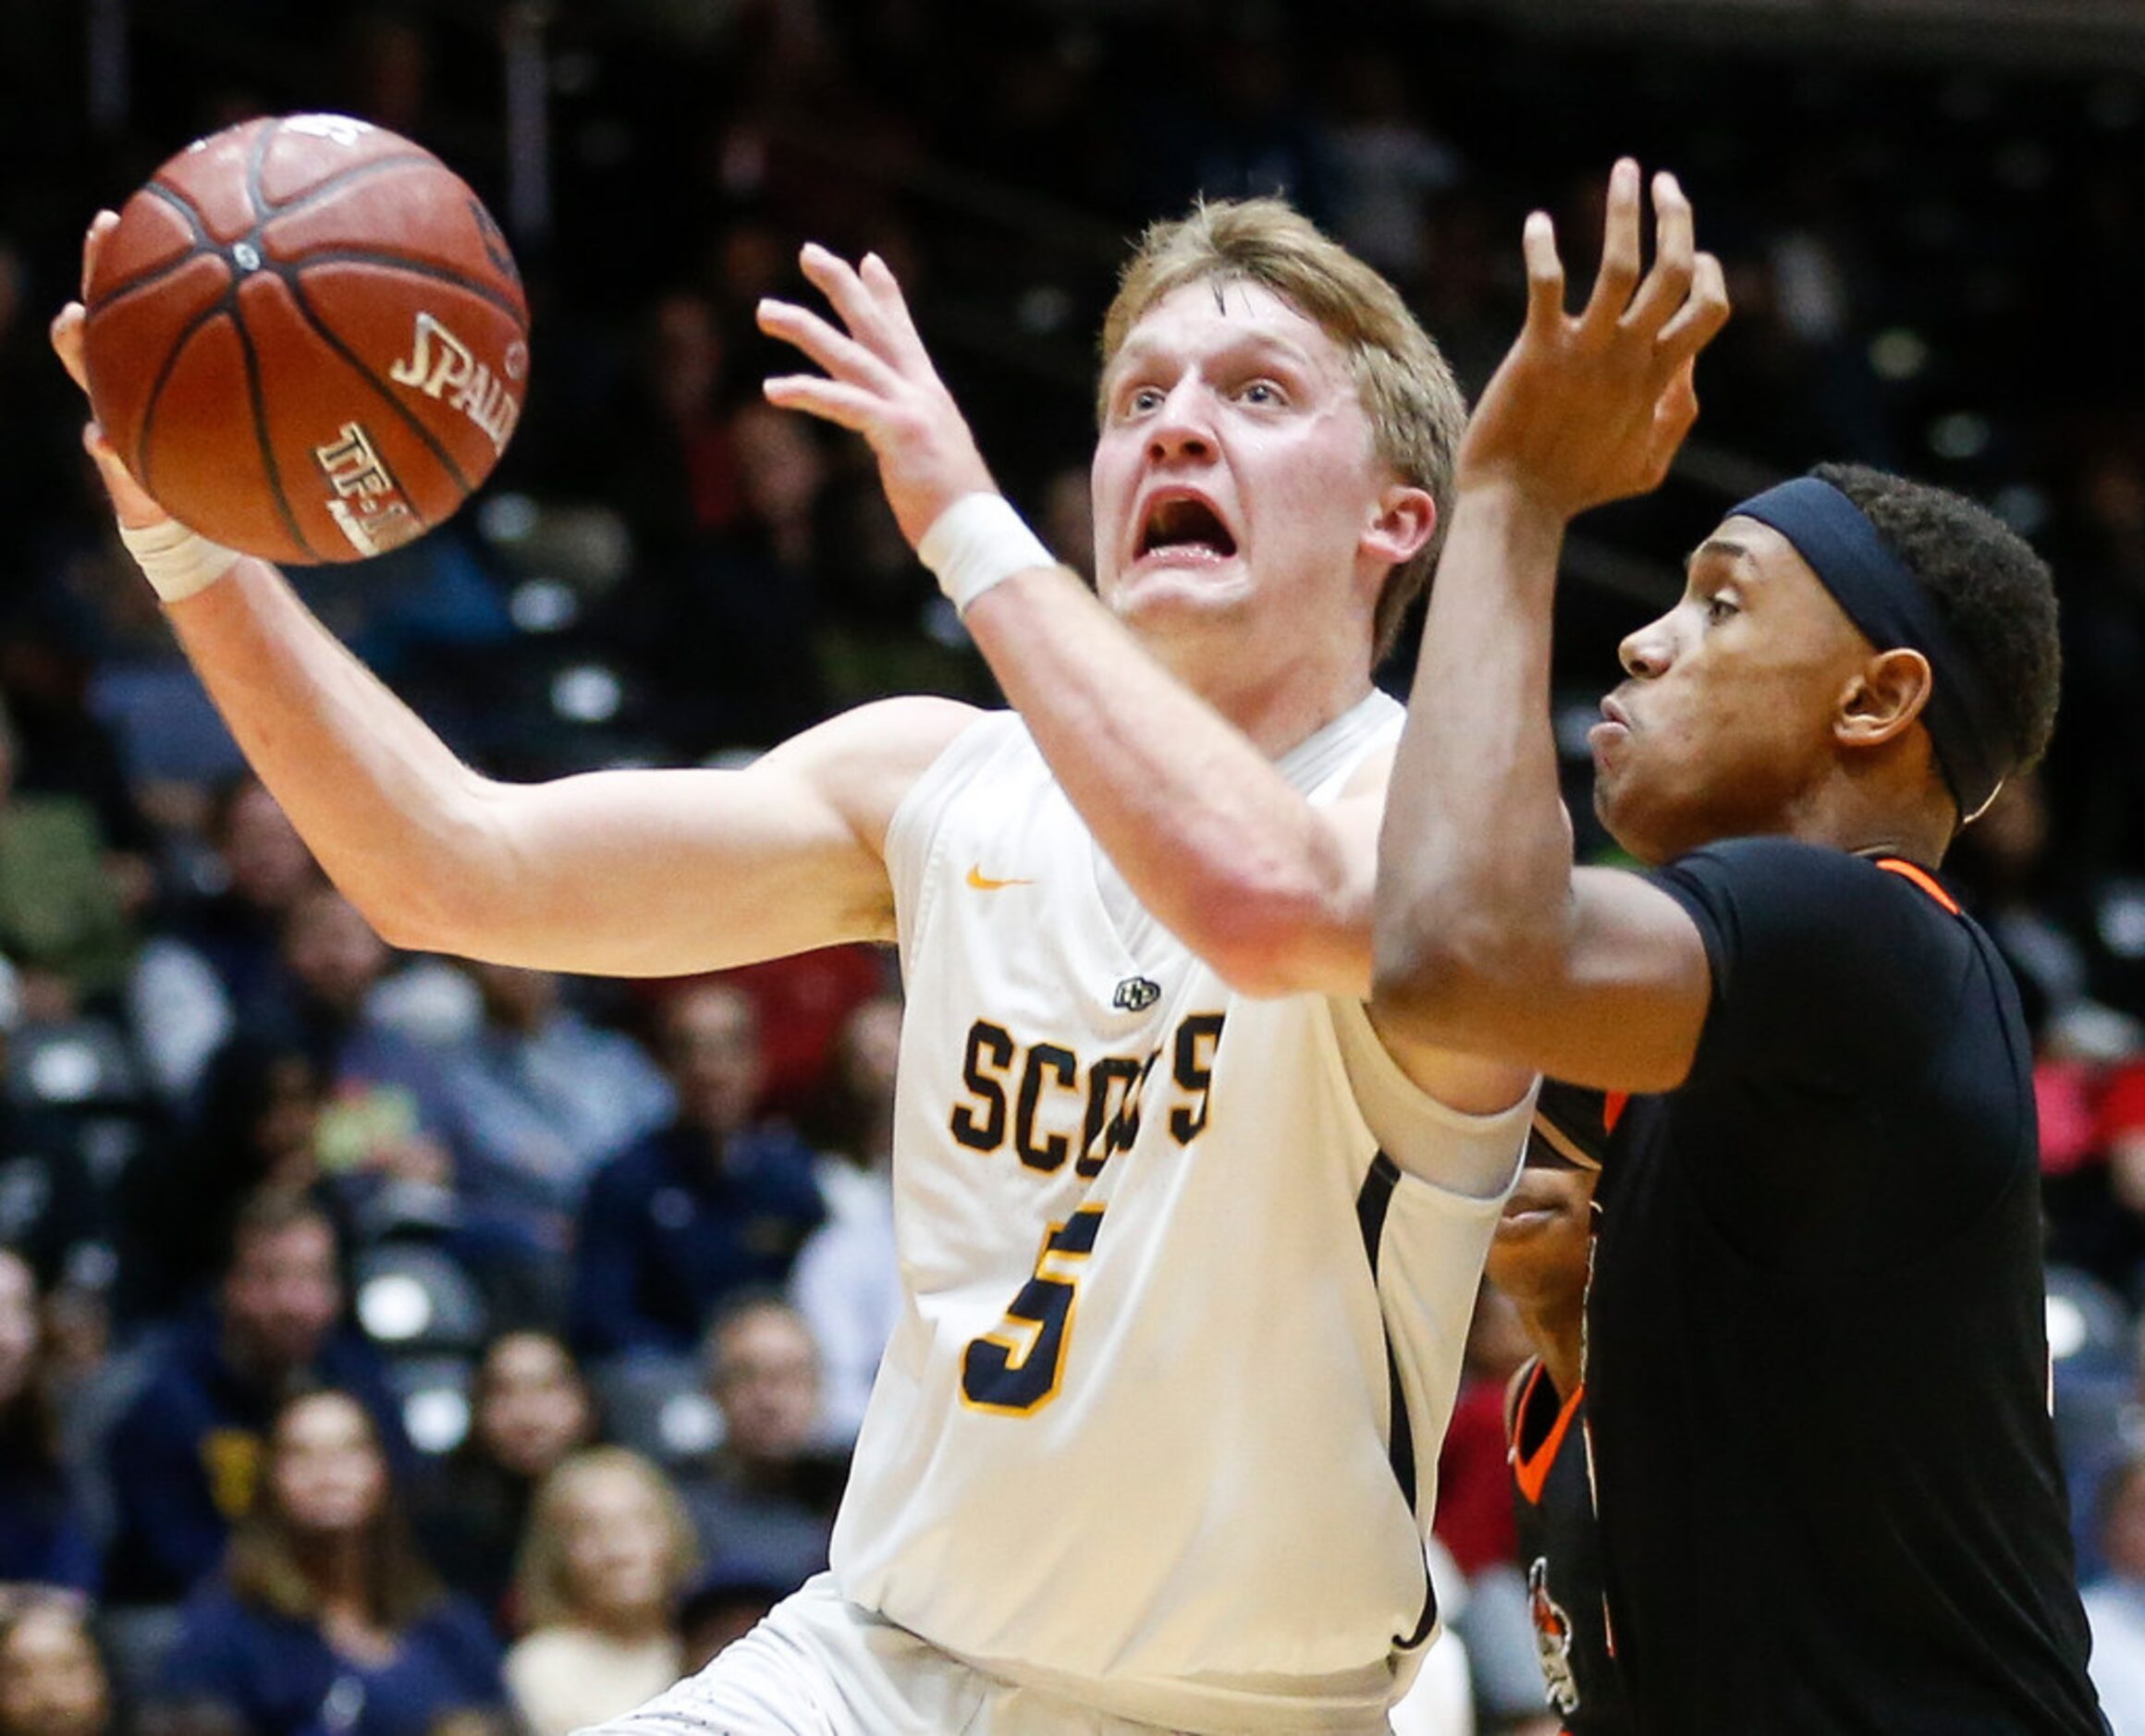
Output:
[1656,252,1732,361]
[1623,172,1696,337]
[1578,159,1645,335]
[1521,213,1567,338]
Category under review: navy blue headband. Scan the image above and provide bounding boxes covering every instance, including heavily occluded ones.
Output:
[1729,475,2009,821]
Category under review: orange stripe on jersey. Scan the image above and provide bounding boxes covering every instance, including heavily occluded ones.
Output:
[1602,1091,1628,1133]
[1875,856,1961,915]
[1512,1363,1587,1507]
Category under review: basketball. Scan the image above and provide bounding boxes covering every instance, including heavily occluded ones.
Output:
[80,113,528,565]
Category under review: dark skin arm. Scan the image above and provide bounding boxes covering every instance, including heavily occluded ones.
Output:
[1371,162,1732,1093]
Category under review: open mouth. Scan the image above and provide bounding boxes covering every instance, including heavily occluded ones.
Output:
[1136,495,1238,562]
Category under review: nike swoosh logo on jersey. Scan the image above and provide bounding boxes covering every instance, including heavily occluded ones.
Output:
[966,863,1036,891]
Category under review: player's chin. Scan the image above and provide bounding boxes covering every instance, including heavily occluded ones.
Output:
[1591,769,1676,870]
[1111,554,1251,618]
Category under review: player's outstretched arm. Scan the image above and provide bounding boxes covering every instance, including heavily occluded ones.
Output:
[760,246,1390,1007]
[52,221,972,978]
[1373,163,1730,1093]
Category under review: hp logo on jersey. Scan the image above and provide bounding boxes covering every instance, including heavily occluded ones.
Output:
[1112,975,1161,1012]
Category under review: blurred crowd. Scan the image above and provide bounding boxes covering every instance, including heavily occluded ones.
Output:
[1,2,2144,1732]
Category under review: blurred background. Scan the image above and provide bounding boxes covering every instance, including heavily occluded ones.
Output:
[1,2,2144,1732]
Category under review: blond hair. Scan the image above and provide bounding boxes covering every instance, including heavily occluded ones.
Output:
[1098,197,1467,664]
[513,1447,699,1632]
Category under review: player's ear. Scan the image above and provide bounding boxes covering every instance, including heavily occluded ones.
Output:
[1361,483,1438,568]
[1835,646,1932,750]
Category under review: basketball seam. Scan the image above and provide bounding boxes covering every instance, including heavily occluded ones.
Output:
[270,251,527,321]
[225,121,324,562]
[134,299,237,498]
[229,305,324,562]
[283,271,474,499]
[258,151,435,219]
[245,116,276,239]
[86,251,217,321]
[87,182,214,314]
[144,180,209,245]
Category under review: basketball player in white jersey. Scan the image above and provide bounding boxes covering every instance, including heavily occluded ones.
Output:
[55,199,1533,1732]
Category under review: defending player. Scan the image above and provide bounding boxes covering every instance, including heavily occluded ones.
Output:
[1490,1086,1628,1736]
[55,200,1535,1731]
[1372,162,2103,1730]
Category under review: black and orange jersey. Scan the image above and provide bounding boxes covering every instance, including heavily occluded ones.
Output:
[1508,1358,1632,1736]
[1582,839,2103,1734]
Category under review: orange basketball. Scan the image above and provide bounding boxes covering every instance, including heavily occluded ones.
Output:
[80,114,529,565]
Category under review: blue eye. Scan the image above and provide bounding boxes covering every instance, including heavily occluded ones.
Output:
[1241,380,1281,405]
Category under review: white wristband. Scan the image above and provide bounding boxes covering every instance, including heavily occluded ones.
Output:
[916,493,1054,614]
[117,519,241,604]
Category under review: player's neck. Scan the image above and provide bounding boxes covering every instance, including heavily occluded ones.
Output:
[1781,772,1954,872]
[1156,634,1374,760]
[1514,1292,1586,1406]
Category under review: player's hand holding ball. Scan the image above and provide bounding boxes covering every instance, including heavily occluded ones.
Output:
[1458,161,1731,520]
[52,114,527,593]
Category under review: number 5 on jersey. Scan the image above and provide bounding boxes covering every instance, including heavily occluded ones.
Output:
[961,1205,1105,1416]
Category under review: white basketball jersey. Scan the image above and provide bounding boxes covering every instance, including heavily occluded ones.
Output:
[833,691,1530,1732]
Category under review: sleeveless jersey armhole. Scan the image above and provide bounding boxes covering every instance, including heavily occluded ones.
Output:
[880,711,1010,962]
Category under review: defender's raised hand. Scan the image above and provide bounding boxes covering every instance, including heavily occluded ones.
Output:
[758,246,998,549]
[1458,161,1730,520]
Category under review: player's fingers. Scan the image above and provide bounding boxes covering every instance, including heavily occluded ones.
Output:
[1657,361,1700,441]
[858,252,930,364]
[756,297,903,397]
[762,373,884,435]
[1622,171,1695,337]
[78,422,167,528]
[1520,213,1567,340]
[1644,363,1702,483]
[49,303,90,392]
[1656,251,1732,363]
[1660,251,1732,343]
[1578,158,1645,337]
[797,243,898,356]
[80,210,119,301]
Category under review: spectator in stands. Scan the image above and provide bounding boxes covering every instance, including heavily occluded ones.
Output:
[570,984,822,1360]
[0,969,106,1300]
[0,1250,96,1593]
[0,691,136,1022]
[253,886,463,1211]
[2085,1452,2145,1731]
[434,961,672,1246]
[155,1388,504,1734]
[0,1590,112,1736]
[129,775,322,1105]
[118,1033,327,1322]
[0,589,159,894]
[613,394,831,758]
[416,1331,597,1631]
[502,1447,697,1735]
[789,993,901,1445]
[104,1190,409,1604]
[679,1297,843,1595]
